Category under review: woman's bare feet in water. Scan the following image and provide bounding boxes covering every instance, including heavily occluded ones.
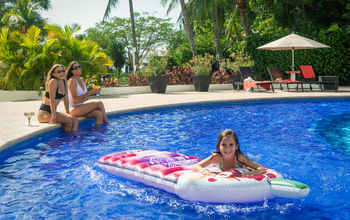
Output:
[103,115,109,124]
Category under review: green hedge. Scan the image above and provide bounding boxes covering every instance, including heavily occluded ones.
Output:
[246,26,350,85]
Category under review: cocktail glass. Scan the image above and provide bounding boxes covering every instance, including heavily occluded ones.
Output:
[92,86,101,96]
[24,112,35,126]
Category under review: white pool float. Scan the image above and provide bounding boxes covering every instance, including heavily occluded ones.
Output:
[97,149,310,203]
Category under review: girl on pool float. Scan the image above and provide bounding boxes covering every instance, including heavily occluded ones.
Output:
[192,129,266,176]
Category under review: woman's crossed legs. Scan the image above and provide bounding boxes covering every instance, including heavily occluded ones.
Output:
[70,101,109,125]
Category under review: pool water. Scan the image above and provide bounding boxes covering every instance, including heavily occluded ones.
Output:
[1,98,350,219]
[313,111,350,154]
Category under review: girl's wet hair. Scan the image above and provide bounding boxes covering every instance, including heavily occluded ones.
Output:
[66,61,79,81]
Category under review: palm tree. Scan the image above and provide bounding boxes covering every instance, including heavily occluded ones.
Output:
[1,0,51,12]
[0,1,7,25]
[234,0,250,37]
[20,25,56,90]
[109,40,126,78]
[45,23,113,84]
[45,23,80,42]
[0,26,25,89]
[211,2,223,60]
[187,0,224,60]
[103,0,139,69]
[45,23,86,63]
[0,25,56,90]
[1,0,50,33]
[161,0,197,57]
[224,4,242,44]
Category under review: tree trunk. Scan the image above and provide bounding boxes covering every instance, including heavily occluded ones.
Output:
[211,3,223,60]
[180,0,197,57]
[234,0,250,37]
[128,0,138,65]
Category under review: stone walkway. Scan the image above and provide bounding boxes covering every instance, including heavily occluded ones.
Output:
[1,87,350,151]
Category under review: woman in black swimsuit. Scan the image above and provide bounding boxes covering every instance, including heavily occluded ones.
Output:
[37,64,79,132]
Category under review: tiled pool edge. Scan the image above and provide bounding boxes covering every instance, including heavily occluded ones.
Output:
[0,125,60,152]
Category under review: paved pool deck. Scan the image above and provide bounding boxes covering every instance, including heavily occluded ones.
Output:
[1,87,350,151]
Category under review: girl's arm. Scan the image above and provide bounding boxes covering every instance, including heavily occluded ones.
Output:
[82,78,98,96]
[192,153,220,176]
[238,154,266,176]
[48,80,58,124]
[68,78,90,105]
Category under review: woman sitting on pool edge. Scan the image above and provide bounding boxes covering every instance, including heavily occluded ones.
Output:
[37,64,79,132]
[66,61,109,126]
[192,129,266,176]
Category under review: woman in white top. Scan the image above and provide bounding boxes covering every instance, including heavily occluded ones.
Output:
[66,61,109,126]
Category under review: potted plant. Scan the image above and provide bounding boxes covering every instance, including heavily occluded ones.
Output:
[187,53,214,92]
[141,52,169,93]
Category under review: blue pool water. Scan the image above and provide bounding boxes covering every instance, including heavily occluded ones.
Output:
[1,98,350,219]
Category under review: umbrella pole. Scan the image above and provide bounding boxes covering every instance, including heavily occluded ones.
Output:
[292,47,294,71]
[289,48,297,80]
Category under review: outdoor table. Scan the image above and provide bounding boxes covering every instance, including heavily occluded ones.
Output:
[285,70,300,80]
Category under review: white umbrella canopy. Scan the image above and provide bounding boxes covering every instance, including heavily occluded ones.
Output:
[257,33,330,70]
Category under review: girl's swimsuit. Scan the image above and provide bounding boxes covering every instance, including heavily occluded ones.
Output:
[39,80,66,113]
[39,104,51,113]
[44,80,66,99]
[68,78,87,107]
[218,161,243,172]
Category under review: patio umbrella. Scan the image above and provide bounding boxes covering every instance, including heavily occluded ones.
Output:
[257,33,330,71]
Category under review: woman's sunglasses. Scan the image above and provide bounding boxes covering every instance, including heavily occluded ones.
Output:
[72,65,82,70]
[56,69,66,74]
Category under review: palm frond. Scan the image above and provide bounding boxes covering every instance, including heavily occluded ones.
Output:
[103,0,119,21]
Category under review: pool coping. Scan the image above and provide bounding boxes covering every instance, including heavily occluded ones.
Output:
[1,88,350,152]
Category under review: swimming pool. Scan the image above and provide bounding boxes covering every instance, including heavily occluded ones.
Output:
[1,98,349,219]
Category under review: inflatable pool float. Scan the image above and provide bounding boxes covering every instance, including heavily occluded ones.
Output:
[97,149,309,203]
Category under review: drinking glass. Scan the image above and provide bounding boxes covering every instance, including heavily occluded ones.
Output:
[24,112,35,126]
[92,86,101,96]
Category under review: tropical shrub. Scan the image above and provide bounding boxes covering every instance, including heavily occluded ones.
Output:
[44,24,113,82]
[0,24,113,90]
[102,78,119,87]
[128,73,148,86]
[0,26,56,90]
[211,70,230,84]
[220,52,254,75]
[139,51,169,77]
[168,66,193,85]
[184,53,214,75]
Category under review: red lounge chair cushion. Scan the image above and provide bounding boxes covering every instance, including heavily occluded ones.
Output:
[300,65,315,79]
[244,81,271,90]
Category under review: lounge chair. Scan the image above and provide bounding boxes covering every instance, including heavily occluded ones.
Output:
[236,66,274,92]
[267,66,304,92]
[299,65,338,91]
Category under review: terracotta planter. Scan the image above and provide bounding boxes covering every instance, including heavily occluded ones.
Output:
[192,75,211,92]
[148,76,168,93]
